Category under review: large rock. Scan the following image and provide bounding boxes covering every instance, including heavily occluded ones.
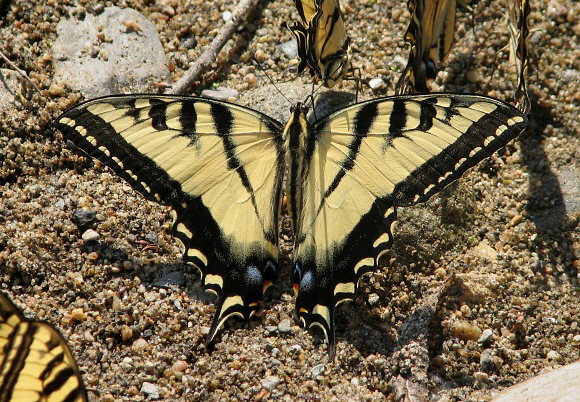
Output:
[491,361,580,402]
[52,6,170,98]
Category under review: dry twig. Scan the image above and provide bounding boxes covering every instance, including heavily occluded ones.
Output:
[168,0,260,95]
[0,50,41,94]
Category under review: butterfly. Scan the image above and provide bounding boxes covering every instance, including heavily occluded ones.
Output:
[0,292,88,401]
[396,0,457,94]
[283,0,351,88]
[55,93,527,358]
[507,0,531,114]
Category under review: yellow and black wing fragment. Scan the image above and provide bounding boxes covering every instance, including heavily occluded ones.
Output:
[289,94,527,358]
[0,292,88,402]
[396,0,457,94]
[508,0,531,115]
[55,95,286,344]
[283,0,351,88]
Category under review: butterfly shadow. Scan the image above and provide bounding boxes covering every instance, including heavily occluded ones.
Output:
[519,99,579,285]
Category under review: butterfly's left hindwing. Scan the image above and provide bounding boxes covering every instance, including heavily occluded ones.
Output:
[292,94,527,357]
[0,293,89,402]
[55,95,285,342]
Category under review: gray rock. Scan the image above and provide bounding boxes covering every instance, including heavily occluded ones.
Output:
[491,361,580,402]
[277,319,292,334]
[82,229,99,243]
[392,55,408,70]
[201,87,239,101]
[277,39,298,60]
[368,293,380,306]
[52,6,170,98]
[141,381,159,399]
[368,77,386,92]
[71,209,97,229]
[311,363,325,378]
[0,68,24,111]
[152,271,185,288]
[261,375,280,390]
[478,328,494,344]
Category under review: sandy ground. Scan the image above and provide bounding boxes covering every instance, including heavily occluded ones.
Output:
[1,0,579,400]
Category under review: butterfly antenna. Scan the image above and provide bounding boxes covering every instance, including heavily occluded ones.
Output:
[252,56,293,107]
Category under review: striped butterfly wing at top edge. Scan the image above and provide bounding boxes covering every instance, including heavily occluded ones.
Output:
[508,0,531,115]
[396,0,456,94]
[310,0,350,88]
[55,95,286,342]
[292,94,527,357]
[294,0,317,23]
[0,293,88,402]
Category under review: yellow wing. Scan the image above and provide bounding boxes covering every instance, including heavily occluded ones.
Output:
[284,0,351,88]
[289,94,527,357]
[508,0,531,114]
[396,0,456,94]
[0,293,88,402]
[55,95,285,343]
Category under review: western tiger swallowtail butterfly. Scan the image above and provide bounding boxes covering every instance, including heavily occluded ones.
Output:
[508,0,531,114]
[55,93,527,358]
[396,0,457,94]
[282,0,351,88]
[0,292,88,401]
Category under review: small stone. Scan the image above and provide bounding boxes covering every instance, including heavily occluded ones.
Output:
[277,39,298,60]
[132,338,149,352]
[546,350,561,361]
[71,308,87,321]
[141,382,159,399]
[467,69,483,83]
[222,10,232,21]
[311,363,325,378]
[201,87,239,101]
[435,267,447,279]
[254,49,268,63]
[171,360,188,373]
[368,77,386,92]
[478,328,494,344]
[474,371,489,383]
[121,324,133,341]
[71,209,97,228]
[391,55,407,70]
[278,319,292,334]
[450,320,482,341]
[368,293,380,306]
[261,375,279,390]
[82,229,99,243]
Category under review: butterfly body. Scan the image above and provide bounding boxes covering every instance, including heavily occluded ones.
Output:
[55,93,526,358]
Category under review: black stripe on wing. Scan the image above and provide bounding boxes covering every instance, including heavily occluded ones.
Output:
[55,95,286,346]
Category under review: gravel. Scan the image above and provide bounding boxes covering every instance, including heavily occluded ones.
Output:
[0,0,578,400]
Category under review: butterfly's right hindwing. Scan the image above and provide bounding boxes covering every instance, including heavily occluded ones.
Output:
[55,95,286,342]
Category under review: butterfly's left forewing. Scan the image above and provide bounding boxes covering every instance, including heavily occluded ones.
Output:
[293,94,527,357]
[56,95,285,342]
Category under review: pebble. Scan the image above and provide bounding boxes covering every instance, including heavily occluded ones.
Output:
[311,364,325,378]
[449,320,482,341]
[132,338,149,353]
[261,376,280,390]
[367,293,380,306]
[546,350,561,361]
[474,371,489,383]
[121,325,133,341]
[201,87,239,101]
[141,382,159,399]
[82,229,99,243]
[478,328,494,344]
[171,360,188,373]
[368,77,386,92]
[277,39,298,60]
[222,10,232,21]
[278,319,292,334]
